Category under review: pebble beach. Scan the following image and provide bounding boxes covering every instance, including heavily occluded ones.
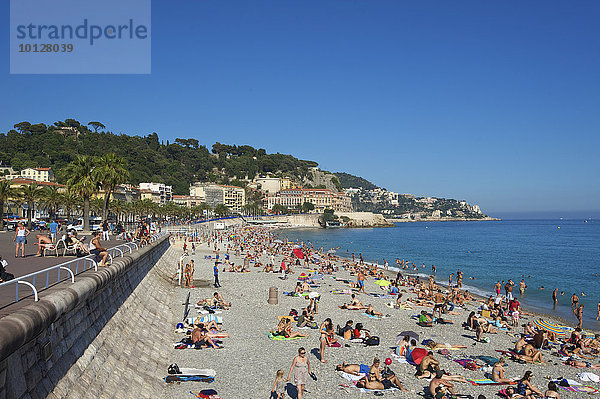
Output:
[165,226,600,399]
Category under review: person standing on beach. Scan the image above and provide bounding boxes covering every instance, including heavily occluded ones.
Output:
[505,280,515,303]
[576,304,583,329]
[359,253,363,265]
[357,270,366,294]
[553,289,558,307]
[213,261,221,288]
[571,293,579,312]
[448,273,453,288]
[494,281,502,297]
[286,347,311,399]
[519,279,527,296]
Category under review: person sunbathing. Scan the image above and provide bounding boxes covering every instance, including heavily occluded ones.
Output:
[274,318,308,339]
[416,352,440,379]
[564,358,600,369]
[356,372,407,391]
[211,292,231,309]
[365,304,383,318]
[492,357,513,383]
[294,282,303,294]
[335,362,370,375]
[424,341,467,350]
[262,263,274,272]
[516,342,543,363]
[193,322,229,339]
[191,327,220,348]
[429,370,457,398]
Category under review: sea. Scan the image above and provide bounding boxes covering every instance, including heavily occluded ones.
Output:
[278,219,600,330]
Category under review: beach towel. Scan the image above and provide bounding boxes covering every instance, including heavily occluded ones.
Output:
[340,371,365,381]
[199,314,223,324]
[268,333,305,341]
[391,352,411,365]
[578,372,600,383]
[165,375,214,383]
[476,355,500,365]
[556,385,599,393]
[364,313,389,319]
[454,359,480,370]
[466,378,514,386]
[192,389,224,399]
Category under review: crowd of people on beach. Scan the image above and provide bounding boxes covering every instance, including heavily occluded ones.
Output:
[172,225,599,399]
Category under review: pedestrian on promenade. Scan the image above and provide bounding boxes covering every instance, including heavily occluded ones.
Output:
[102,220,110,241]
[49,219,58,243]
[214,261,221,288]
[13,222,30,258]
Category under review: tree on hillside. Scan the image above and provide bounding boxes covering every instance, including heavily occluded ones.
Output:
[66,155,98,231]
[19,183,44,228]
[94,153,129,220]
[87,121,106,132]
[0,180,13,230]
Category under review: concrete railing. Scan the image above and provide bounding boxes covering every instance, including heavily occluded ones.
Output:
[0,233,170,399]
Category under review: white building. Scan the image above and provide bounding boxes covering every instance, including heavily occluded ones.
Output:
[255,177,282,195]
[139,182,173,204]
[17,167,55,182]
[189,183,246,212]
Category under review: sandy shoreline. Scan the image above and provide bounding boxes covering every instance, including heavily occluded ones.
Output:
[164,229,599,398]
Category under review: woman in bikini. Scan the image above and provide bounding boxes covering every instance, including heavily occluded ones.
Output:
[365,304,383,317]
[319,318,332,363]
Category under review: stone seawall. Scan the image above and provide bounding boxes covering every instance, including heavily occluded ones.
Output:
[0,235,174,399]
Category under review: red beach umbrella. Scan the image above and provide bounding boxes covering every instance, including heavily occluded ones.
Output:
[293,248,305,259]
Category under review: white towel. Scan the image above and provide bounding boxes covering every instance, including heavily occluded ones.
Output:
[578,372,600,383]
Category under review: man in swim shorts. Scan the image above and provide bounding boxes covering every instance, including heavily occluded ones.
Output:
[571,293,579,312]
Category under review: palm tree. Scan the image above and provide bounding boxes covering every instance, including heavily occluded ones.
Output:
[61,189,78,222]
[111,199,126,223]
[66,155,98,231]
[0,180,13,230]
[90,197,103,216]
[94,153,129,220]
[19,183,44,228]
[214,204,229,216]
[42,186,62,220]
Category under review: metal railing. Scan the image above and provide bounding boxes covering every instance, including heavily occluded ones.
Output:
[0,232,166,306]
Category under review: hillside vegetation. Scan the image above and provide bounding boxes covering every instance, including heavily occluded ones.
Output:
[0,119,319,195]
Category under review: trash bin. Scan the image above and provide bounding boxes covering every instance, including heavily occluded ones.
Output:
[268,287,278,305]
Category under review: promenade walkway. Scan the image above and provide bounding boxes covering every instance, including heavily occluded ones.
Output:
[0,231,126,318]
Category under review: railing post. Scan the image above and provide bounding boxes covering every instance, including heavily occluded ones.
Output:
[59,267,75,283]
[17,281,38,302]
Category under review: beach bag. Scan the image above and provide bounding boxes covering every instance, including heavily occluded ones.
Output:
[289,309,298,317]
[364,336,380,346]
[168,363,181,374]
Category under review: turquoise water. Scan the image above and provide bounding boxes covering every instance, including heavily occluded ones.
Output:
[278,219,600,329]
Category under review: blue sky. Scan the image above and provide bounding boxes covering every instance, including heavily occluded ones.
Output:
[1,1,599,217]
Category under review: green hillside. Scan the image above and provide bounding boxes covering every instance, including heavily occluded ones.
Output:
[0,119,319,195]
